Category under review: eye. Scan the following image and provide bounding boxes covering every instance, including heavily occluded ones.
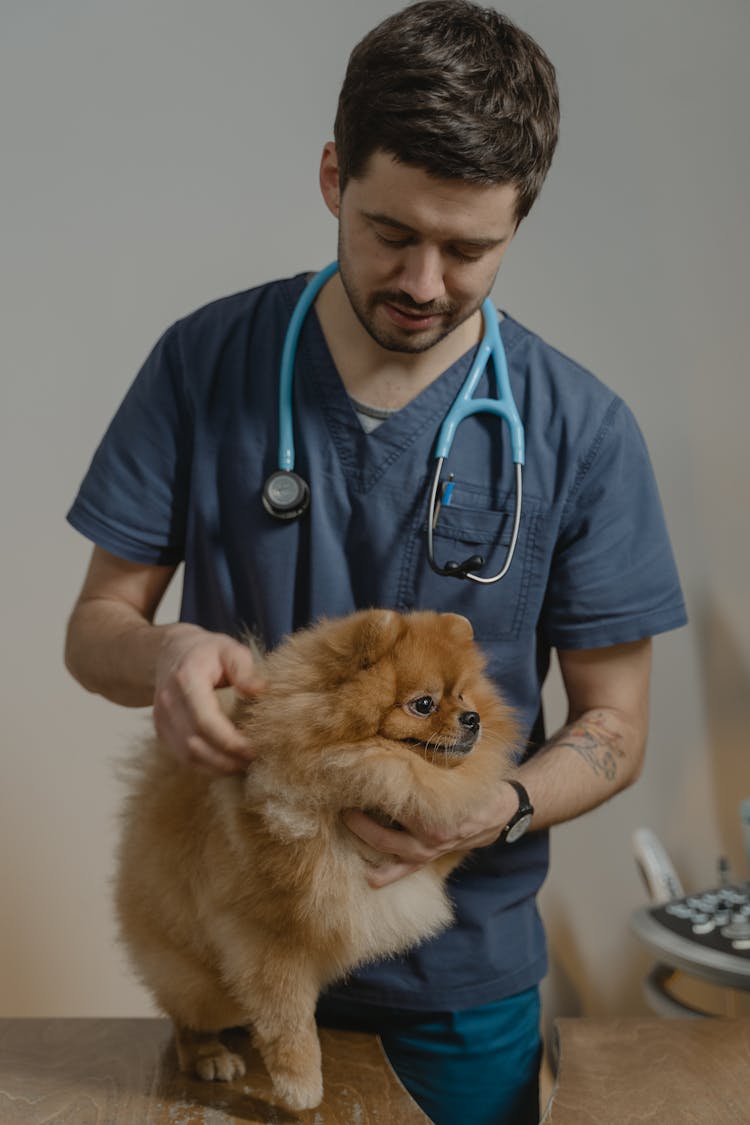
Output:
[409,696,436,716]
[375,231,412,249]
[448,246,484,263]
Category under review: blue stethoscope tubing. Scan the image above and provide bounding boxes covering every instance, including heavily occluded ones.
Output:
[426,283,524,584]
[264,261,525,584]
[277,260,339,474]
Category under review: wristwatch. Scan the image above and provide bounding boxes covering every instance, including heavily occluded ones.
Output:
[500,779,534,844]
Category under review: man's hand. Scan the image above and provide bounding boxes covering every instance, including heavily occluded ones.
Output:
[65,547,267,775]
[342,784,518,888]
[153,624,266,774]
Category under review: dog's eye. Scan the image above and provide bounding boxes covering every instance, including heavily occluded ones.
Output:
[410,696,436,716]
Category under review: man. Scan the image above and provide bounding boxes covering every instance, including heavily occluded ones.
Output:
[65,3,687,1123]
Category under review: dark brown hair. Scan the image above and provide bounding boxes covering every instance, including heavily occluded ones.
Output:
[334,0,560,221]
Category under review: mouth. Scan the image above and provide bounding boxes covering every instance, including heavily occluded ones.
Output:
[400,735,477,760]
[381,301,446,332]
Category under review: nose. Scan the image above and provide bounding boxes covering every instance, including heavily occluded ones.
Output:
[459,711,480,733]
[397,246,446,306]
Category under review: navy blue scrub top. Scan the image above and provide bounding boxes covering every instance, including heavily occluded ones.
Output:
[68,273,687,1011]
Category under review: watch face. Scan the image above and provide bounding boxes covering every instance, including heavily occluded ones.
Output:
[505,813,533,844]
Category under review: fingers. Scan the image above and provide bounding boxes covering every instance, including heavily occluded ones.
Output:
[154,681,253,774]
[341,799,510,888]
[340,811,424,888]
[222,641,267,698]
[341,810,449,890]
[342,810,444,865]
[154,627,264,774]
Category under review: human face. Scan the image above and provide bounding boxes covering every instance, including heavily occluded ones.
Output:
[320,146,519,354]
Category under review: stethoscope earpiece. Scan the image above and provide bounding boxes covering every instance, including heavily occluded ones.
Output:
[262,470,311,519]
[444,555,485,579]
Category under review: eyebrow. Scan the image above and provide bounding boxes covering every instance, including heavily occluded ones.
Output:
[362,210,508,250]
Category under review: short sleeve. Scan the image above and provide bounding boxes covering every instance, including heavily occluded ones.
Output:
[542,398,687,649]
[66,326,193,565]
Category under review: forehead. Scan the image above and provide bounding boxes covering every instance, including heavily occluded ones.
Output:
[346,150,519,241]
[390,628,478,693]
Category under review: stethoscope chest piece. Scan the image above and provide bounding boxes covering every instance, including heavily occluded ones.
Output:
[262,470,310,519]
[263,261,338,522]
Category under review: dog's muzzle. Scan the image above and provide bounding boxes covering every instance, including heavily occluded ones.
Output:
[451,711,481,756]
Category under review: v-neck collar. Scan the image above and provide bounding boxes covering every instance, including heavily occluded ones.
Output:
[280,273,521,494]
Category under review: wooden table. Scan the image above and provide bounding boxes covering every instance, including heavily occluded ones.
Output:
[542,1017,750,1124]
[0,1018,432,1123]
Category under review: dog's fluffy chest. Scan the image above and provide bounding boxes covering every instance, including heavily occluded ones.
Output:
[349,866,455,962]
[222,787,454,971]
[314,827,455,962]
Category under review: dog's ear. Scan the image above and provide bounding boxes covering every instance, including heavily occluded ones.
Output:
[358,609,405,668]
[441,613,474,642]
[324,609,405,670]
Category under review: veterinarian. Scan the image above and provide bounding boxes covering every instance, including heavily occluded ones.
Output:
[64,3,687,1123]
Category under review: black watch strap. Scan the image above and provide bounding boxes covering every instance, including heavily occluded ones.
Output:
[500,779,534,844]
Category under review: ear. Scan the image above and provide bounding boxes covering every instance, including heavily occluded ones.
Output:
[319,141,341,218]
[357,609,405,668]
[324,609,404,670]
[441,613,474,641]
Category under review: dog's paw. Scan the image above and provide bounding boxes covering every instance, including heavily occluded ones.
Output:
[194,1046,246,1083]
[271,1067,324,1111]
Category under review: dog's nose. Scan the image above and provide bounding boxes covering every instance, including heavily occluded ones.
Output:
[459,711,480,732]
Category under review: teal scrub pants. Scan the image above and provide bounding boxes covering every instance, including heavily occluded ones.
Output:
[316,986,542,1125]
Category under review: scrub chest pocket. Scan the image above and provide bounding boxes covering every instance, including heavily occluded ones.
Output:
[399,483,541,642]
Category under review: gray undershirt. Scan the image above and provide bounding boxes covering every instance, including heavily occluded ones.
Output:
[350,397,397,433]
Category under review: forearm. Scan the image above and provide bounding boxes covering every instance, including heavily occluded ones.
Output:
[65,597,201,707]
[514,705,647,832]
[65,547,261,772]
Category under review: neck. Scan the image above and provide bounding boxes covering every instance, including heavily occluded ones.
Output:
[314,273,482,411]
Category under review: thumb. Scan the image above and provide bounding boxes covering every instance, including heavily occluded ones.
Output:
[221,637,267,696]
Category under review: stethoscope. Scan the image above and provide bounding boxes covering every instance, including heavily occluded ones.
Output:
[262,261,525,584]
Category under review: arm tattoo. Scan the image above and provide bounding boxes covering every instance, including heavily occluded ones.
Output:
[555,710,625,782]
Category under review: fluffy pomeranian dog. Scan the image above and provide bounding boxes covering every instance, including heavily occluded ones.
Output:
[115,609,518,1111]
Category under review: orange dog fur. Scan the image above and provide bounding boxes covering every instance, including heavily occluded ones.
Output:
[115,609,517,1111]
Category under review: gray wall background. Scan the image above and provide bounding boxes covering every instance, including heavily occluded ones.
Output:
[2,0,749,1027]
